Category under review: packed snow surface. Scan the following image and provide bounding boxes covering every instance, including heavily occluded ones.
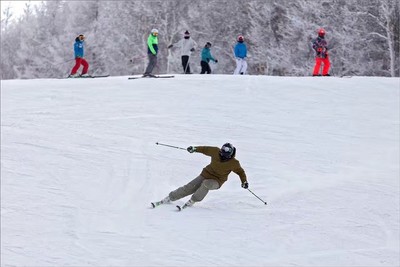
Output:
[1,75,399,266]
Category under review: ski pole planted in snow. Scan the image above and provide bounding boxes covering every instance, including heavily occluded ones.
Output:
[247,188,267,205]
[155,142,186,150]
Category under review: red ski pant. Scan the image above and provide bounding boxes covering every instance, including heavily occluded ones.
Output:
[313,57,330,75]
[71,58,89,75]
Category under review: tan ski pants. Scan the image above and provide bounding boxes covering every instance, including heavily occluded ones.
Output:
[169,175,220,202]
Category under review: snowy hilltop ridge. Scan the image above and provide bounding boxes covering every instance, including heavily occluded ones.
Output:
[1,74,399,266]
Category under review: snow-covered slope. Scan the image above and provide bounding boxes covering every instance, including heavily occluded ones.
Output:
[1,75,399,266]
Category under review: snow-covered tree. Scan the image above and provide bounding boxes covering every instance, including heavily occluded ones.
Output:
[1,0,398,79]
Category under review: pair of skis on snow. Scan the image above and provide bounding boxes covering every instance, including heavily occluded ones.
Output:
[151,201,186,211]
[66,75,110,79]
[65,75,174,79]
[128,75,175,80]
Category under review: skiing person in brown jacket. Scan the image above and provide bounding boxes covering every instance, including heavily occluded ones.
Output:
[152,143,248,210]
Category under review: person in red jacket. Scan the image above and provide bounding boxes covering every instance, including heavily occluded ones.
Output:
[312,28,330,76]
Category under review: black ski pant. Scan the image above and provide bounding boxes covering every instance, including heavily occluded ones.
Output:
[200,61,211,74]
[144,53,157,75]
[182,56,191,74]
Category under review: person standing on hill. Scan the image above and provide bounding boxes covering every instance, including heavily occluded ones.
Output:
[200,42,218,74]
[143,29,159,77]
[233,35,248,75]
[312,28,330,76]
[69,34,89,78]
[152,143,249,210]
[168,30,197,74]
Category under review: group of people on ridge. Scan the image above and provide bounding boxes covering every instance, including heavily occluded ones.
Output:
[151,29,221,76]
[69,28,330,78]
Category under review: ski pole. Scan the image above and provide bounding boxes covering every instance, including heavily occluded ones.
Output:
[155,142,186,150]
[247,188,267,205]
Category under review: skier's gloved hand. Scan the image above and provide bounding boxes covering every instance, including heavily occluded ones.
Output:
[241,181,249,189]
[190,48,195,52]
[214,59,218,63]
[187,146,196,153]
[168,44,173,49]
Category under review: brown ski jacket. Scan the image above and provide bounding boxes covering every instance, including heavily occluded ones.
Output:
[195,146,247,187]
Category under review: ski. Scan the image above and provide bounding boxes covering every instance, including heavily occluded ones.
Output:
[151,201,162,208]
[78,75,109,78]
[152,203,188,211]
[311,75,352,78]
[128,75,175,80]
[85,75,110,78]
[176,204,191,211]
[66,75,109,79]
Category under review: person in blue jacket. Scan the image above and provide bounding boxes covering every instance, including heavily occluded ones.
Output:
[200,42,218,74]
[69,34,89,78]
[233,35,247,75]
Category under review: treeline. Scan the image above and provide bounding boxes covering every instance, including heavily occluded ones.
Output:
[1,0,399,79]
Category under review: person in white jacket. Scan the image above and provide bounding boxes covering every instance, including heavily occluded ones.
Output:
[168,30,197,74]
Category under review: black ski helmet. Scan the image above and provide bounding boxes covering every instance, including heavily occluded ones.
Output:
[219,143,236,160]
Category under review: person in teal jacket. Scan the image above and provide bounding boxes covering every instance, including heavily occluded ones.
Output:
[143,29,159,77]
[200,42,218,74]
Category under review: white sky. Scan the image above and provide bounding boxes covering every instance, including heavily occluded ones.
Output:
[1,1,41,19]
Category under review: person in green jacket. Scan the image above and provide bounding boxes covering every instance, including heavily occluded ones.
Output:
[153,143,248,209]
[143,28,159,77]
[200,42,218,74]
